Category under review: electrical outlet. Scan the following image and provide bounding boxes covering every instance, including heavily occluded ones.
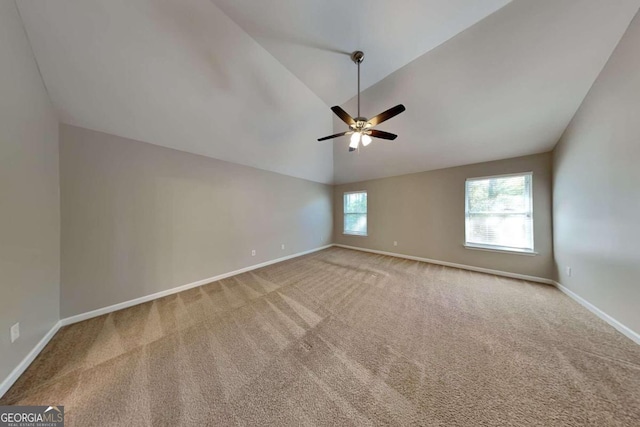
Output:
[251,249,256,256]
[393,241,398,247]
[10,323,19,343]
[566,266,572,277]
[281,244,285,250]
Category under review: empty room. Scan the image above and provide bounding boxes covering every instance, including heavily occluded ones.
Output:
[1,0,639,425]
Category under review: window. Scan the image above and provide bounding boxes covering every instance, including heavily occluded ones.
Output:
[465,173,533,253]
[343,191,367,236]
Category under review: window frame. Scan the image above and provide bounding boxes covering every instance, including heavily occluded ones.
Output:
[464,172,536,255]
[343,190,368,236]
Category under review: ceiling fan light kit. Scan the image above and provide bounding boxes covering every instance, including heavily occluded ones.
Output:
[318,51,406,151]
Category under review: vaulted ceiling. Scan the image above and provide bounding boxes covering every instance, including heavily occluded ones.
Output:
[16,0,334,183]
[16,0,640,184]
[210,0,511,106]
[333,0,640,183]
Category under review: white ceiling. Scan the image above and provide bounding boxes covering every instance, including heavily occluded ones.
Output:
[210,0,511,106]
[333,0,640,183]
[16,0,640,185]
[16,0,333,184]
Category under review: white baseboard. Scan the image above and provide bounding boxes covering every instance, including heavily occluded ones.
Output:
[0,244,332,399]
[552,281,640,345]
[0,320,62,398]
[335,244,639,346]
[334,244,555,285]
[59,244,333,327]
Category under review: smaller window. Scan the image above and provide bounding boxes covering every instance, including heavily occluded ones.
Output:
[344,191,367,236]
[465,172,534,253]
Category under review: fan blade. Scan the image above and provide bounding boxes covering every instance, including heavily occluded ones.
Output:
[317,131,350,142]
[369,129,397,140]
[367,104,406,127]
[331,106,356,126]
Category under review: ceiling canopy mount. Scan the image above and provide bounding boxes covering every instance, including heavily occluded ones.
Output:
[350,50,364,64]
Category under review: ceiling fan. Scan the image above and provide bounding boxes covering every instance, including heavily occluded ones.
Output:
[317,51,406,151]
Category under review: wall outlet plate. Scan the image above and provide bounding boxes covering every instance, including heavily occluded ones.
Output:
[393,241,398,246]
[11,323,19,343]
[566,266,572,277]
[251,250,256,256]
[281,244,285,250]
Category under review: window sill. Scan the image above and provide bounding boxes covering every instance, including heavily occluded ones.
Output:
[343,232,368,237]
[463,244,538,256]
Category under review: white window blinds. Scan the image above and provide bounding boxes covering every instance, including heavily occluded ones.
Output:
[465,173,533,252]
[344,191,367,236]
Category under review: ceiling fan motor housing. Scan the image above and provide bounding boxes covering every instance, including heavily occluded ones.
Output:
[351,118,372,133]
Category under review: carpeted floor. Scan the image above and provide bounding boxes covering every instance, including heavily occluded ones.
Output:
[2,247,639,426]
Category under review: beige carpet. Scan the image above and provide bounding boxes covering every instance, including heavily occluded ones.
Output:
[2,247,639,426]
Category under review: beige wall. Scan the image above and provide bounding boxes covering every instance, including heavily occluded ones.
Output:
[334,153,553,279]
[59,125,332,317]
[553,11,640,334]
[0,1,60,383]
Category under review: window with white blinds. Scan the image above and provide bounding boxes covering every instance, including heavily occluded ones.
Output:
[465,173,534,252]
[344,191,367,236]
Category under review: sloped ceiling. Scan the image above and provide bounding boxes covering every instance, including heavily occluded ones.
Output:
[210,0,511,106]
[332,0,640,183]
[17,0,640,185]
[16,0,334,183]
